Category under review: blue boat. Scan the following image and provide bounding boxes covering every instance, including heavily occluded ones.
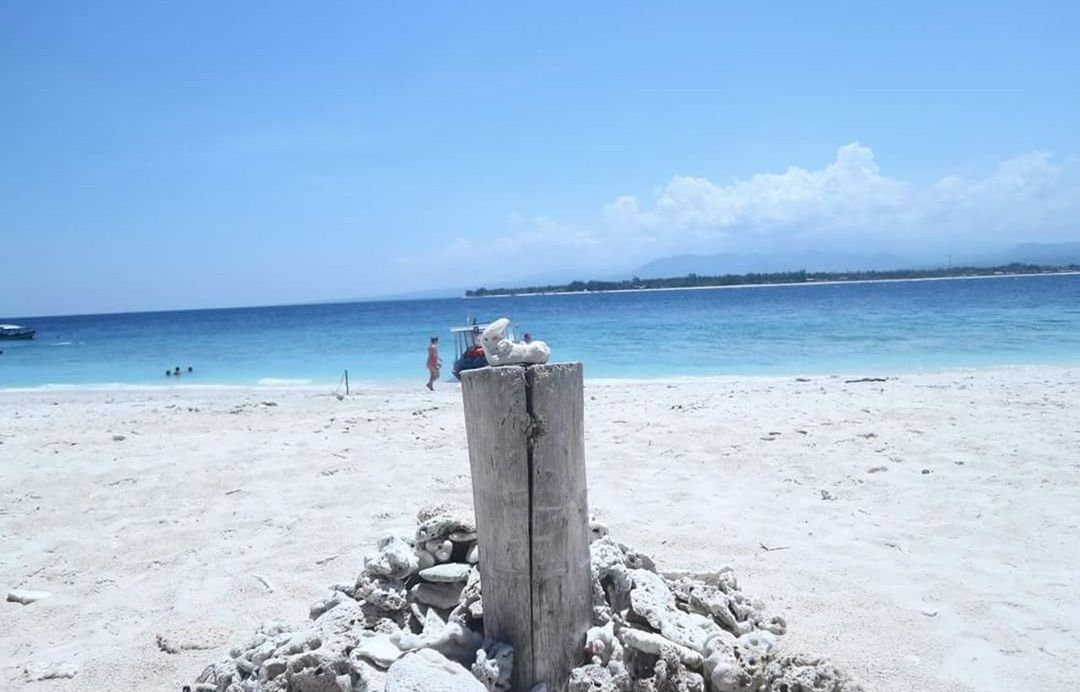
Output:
[0,324,35,340]
[450,323,488,379]
[450,320,523,379]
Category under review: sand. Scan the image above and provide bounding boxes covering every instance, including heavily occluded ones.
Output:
[1,367,1077,690]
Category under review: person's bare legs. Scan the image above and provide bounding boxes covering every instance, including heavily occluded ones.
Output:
[426,367,437,390]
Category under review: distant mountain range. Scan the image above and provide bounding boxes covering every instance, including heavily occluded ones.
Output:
[994,242,1080,265]
[360,241,1080,301]
[631,242,1080,279]
[633,251,910,278]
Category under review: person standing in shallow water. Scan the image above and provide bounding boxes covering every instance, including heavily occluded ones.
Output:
[426,336,441,390]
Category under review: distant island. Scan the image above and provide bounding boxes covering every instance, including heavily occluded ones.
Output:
[465,263,1080,297]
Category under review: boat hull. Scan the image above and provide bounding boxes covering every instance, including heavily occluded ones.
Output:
[452,354,489,380]
[0,331,34,340]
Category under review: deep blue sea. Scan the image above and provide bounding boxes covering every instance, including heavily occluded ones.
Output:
[3,274,1080,389]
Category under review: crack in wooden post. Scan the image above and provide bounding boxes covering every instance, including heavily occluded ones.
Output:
[462,363,591,692]
[525,371,538,683]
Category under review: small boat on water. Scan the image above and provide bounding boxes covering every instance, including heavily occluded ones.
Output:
[450,319,523,379]
[450,323,488,379]
[0,324,35,340]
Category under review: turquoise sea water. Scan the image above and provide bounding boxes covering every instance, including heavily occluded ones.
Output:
[3,274,1080,388]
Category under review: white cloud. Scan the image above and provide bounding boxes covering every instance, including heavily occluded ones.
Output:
[605,143,1074,247]
[628,143,909,234]
[927,152,1064,225]
[434,143,1079,274]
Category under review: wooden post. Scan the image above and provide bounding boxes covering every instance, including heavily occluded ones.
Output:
[461,363,591,692]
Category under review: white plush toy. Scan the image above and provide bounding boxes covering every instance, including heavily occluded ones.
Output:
[480,317,551,366]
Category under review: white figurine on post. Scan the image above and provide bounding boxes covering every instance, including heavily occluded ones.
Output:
[481,317,551,366]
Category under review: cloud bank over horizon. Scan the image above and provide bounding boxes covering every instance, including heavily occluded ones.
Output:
[439,143,1079,282]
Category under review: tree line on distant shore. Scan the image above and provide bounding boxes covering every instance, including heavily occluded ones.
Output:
[464,263,1080,297]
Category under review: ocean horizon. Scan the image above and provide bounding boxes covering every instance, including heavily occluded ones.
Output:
[3,272,1080,389]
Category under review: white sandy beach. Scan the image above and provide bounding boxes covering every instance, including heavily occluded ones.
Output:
[1,367,1078,691]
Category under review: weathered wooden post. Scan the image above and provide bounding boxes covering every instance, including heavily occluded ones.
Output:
[461,363,592,692]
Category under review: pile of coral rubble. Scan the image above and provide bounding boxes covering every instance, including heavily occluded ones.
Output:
[192,504,864,692]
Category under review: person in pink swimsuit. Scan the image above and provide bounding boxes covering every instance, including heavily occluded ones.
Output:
[426,336,441,390]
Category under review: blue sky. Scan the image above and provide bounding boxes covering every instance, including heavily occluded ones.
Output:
[3,1,1079,316]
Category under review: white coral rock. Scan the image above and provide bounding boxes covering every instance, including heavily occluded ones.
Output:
[24,661,79,682]
[7,589,51,605]
[480,318,550,366]
[416,505,476,544]
[413,582,465,610]
[420,563,472,583]
[471,642,512,692]
[619,628,703,669]
[355,574,408,612]
[364,536,420,581]
[386,648,487,692]
[352,632,403,669]
[585,621,615,665]
[392,609,482,665]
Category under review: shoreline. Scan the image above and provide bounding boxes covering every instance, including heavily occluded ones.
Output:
[466,268,1080,298]
[3,359,1079,393]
